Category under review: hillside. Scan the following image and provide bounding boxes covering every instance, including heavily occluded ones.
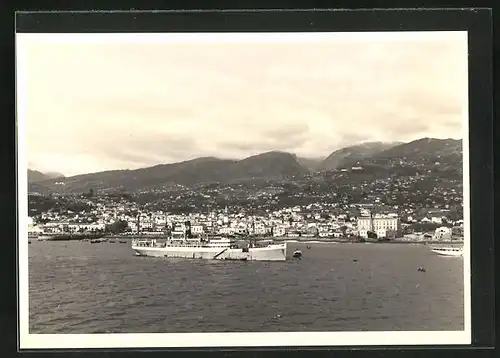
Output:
[27,138,463,194]
[367,138,462,165]
[296,156,324,171]
[29,152,309,193]
[225,151,309,181]
[320,142,401,170]
[374,137,461,157]
[336,137,464,180]
[28,169,65,183]
[34,157,236,192]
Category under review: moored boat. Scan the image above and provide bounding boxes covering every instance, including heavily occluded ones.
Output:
[132,232,287,261]
[430,246,463,257]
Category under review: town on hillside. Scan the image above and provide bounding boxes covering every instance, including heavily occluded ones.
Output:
[27,138,464,243]
[27,191,464,243]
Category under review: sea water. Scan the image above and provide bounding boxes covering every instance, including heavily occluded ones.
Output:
[28,241,464,333]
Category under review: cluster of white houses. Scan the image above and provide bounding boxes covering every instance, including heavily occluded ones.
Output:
[28,212,402,239]
[28,205,461,240]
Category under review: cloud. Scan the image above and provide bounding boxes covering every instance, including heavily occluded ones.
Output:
[18,32,468,176]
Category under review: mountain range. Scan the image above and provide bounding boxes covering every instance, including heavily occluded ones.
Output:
[319,141,403,170]
[28,137,463,193]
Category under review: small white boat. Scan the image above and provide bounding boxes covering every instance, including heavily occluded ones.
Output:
[430,246,463,257]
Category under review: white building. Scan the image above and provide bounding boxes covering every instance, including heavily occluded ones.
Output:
[273,226,286,237]
[431,216,443,224]
[252,222,268,235]
[357,214,400,238]
[434,227,452,240]
[219,226,235,235]
[154,215,167,227]
[173,222,186,232]
[42,221,69,233]
[128,221,138,232]
[67,223,105,232]
[191,224,204,235]
[139,220,153,230]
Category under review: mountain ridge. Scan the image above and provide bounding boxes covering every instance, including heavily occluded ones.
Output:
[372,138,462,160]
[29,137,463,193]
[28,169,65,183]
[319,141,403,170]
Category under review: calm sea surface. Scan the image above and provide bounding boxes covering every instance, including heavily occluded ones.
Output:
[28,241,464,333]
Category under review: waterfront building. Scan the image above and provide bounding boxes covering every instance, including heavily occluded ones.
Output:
[434,226,452,240]
[273,226,286,237]
[191,224,204,235]
[357,213,401,238]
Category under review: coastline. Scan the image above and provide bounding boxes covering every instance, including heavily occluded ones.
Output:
[95,234,463,246]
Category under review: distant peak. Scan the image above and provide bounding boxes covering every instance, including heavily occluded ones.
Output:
[263,150,292,155]
[247,151,294,158]
[408,137,462,145]
[190,156,221,162]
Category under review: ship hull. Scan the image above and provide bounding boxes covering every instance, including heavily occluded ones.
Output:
[132,244,287,261]
[431,248,463,257]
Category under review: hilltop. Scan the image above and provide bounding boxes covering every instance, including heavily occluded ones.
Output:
[28,169,65,183]
[30,151,309,193]
[319,142,402,170]
[28,137,463,194]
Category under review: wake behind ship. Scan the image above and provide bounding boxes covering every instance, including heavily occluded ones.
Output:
[131,231,287,261]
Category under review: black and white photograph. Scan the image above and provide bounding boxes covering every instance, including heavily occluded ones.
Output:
[17,29,471,348]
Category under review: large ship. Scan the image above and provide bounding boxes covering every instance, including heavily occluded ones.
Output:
[131,231,287,261]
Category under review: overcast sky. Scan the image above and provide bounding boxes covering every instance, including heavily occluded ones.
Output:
[17,32,468,176]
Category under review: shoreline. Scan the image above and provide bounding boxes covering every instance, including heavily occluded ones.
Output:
[36,234,463,246]
[281,239,463,245]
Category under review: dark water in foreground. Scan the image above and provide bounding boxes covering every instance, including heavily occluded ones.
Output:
[29,241,464,333]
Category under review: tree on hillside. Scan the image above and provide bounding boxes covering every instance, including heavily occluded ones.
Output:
[320,212,330,220]
[105,220,129,234]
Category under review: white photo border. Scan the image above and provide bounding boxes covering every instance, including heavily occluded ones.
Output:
[16,31,471,349]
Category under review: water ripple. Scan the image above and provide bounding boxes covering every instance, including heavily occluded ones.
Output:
[29,241,464,333]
